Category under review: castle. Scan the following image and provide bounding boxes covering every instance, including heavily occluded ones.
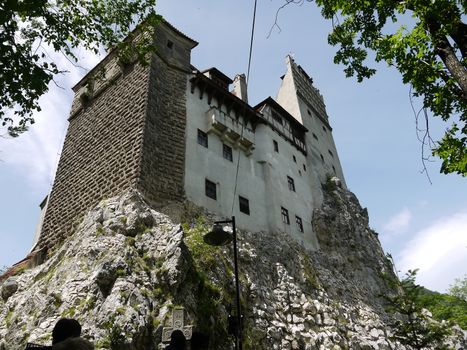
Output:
[33,20,346,255]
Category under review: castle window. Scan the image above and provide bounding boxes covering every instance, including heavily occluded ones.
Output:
[313,133,318,141]
[320,154,324,163]
[205,179,217,200]
[281,207,290,224]
[293,155,297,163]
[167,40,174,49]
[303,164,306,171]
[295,216,304,233]
[223,144,233,161]
[328,150,334,158]
[239,196,250,215]
[198,129,208,148]
[287,176,295,192]
[322,126,327,132]
[273,140,279,153]
[307,109,311,116]
[332,165,336,173]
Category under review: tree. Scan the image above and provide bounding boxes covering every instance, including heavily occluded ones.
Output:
[0,0,159,137]
[277,0,466,176]
[418,287,467,330]
[448,275,467,302]
[383,270,452,349]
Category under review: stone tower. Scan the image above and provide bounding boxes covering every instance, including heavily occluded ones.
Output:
[277,56,346,187]
[36,22,198,253]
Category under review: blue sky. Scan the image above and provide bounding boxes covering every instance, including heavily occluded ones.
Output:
[1,1,466,292]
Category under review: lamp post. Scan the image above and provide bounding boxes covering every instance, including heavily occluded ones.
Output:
[203,216,242,350]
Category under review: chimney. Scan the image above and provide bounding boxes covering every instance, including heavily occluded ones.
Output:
[232,74,248,103]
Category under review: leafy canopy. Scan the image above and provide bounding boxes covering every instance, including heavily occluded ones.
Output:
[418,287,467,330]
[383,270,452,349]
[448,275,467,302]
[311,0,466,176]
[0,0,159,137]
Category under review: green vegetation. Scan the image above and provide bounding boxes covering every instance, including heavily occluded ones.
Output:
[299,252,320,290]
[1,0,159,137]
[96,224,105,236]
[51,293,63,308]
[306,0,466,176]
[115,306,126,315]
[96,316,127,349]
[5,308,14,328]
[448,275,467,302]
[383,270,452,349]
[61,306,76,318]
[418,288,467,329]
[183,216,232,348]
[125,236,135,247]
[116,267,127,277]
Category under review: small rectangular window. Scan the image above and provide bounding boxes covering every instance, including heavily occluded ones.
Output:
[303,164,306,171]
[273,140,279,153]
[239,196,250,215]
[320,154,324,163]
[287,176,295,192]
[167,40,174,49]
[328,150,334,158]
[281,207,290,224]
[296,216,304,233]
[198,129,208,148]
[313,133,318,141]
[293,155,297,163]
[223,144,233,161]
[205,179,216,200]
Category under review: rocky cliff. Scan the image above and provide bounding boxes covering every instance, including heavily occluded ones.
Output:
[1,185,465,349]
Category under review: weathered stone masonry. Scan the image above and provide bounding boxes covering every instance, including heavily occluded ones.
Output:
[138,24,196,206]
[38,22,198,252]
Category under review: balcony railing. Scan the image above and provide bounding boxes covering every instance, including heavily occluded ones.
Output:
[206,107,255,155]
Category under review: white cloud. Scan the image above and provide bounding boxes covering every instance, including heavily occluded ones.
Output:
[397,210,467,292]
[383,207,412,235]
[0,47,101,193]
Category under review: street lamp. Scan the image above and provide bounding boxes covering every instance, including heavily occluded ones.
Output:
[203,216,242,350]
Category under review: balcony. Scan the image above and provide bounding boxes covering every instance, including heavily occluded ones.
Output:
[206,107,255,155]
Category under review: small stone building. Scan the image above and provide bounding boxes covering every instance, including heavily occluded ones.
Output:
[34,20,346,255]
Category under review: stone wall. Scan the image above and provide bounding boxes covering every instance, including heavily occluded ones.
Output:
[38,22,197,253]
[137,23,195,206]
[38,59,151,251]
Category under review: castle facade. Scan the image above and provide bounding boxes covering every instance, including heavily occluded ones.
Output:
[33,21,346,254]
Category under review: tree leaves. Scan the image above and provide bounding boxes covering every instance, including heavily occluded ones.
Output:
[0,0,159,137]
[314,0,467,176]
[383,270,453,349]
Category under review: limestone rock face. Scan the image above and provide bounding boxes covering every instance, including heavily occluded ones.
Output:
[0,188,465,350]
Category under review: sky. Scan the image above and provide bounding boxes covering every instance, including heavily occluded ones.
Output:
[1,1,466,293]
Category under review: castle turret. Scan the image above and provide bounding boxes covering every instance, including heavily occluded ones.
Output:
[277,55,346,188]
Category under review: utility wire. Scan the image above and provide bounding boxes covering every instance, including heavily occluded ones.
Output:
[247,0,258,84]
[230,0,258,216]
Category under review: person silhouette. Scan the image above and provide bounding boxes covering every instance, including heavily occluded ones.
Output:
[52,337,94,350]
[164,330,186,350]
[190,331,209,350]
[24,318,82,349]
[52,318,82,344]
